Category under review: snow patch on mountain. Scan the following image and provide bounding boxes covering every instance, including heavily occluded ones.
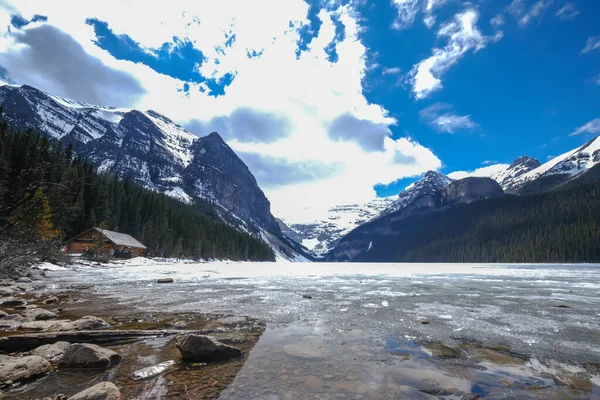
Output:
[287,197,396,255]
[506,135,600,192]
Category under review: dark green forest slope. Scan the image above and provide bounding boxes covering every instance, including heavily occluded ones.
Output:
[0,113,275,262]
[351,181,600,263]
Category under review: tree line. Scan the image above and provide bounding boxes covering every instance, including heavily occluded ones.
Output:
[354,178,600,263]
[0,111,275,263]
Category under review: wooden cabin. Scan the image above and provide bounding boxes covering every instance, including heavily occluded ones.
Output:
[65,227,147,258]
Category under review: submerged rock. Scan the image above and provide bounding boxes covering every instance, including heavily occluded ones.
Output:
[67,382,122,400]
[31,341,72,362]
[283,343,328,361]
[158,278,174,283]
[0,355,52,385]
[425,343,459,358]
[176,334,242,362]
[60,343,122,369]
[131,360,177,381]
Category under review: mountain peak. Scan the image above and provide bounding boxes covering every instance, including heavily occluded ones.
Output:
[510,156,541,170]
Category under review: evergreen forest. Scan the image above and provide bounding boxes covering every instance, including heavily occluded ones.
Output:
[0,112,275,265]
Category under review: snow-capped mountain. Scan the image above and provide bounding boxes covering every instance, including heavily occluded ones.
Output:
[491,156,541,193]
[286,197,395,255]
[327,175,503,261]
[0,82,300,257]
[377,171,454,219]
[505,135,600,193]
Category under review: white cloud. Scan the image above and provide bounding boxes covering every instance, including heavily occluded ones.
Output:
[420,103,477,133]
[555,2,579,21]
[0,0,442,224]
[448,164,510,180]
[582,35,600,54]
[382,66,402,75]
[409,9,502,99]
[490,14,505,28]
[569,118,600,136]
[509,0,554,27]
[391,0,421,30]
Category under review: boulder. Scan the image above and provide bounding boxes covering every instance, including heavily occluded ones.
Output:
[23,308,58,321]
[43,297,59,304]
[19,320,72,332]
[60,344,121,369]
[67,382,122,400]
[0,355,52,385]
[17,277,33,283]
[0,297,27,306]
[14,283,33,292]
[72,316,110,330]
[31,342,72,362]
[175,334,242,362]
[0,287,17,296]
[0,310,8,318]
[0,313,25,329]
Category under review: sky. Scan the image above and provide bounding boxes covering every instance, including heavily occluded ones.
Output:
[0,0,599,224]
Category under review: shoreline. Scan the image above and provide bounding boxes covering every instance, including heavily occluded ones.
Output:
[0,262,266,399]
[1,260,599,399]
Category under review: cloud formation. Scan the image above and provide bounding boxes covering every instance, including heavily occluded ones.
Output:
[409,9,502,99]
[509,0,553,27]
[582,35,600,54]
[555,3,579,21]
[420,103,477,133]
[569,118,600,136]
[237,152,343,188]
[0,24,145,107]
[391,0,420,29]
[327,113,392,152]
[186,108,292,143]
[448,163,509,180]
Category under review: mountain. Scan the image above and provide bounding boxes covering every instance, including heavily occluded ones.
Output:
[331,179,600,263]
[499,136,600,194]
[285,197,395,255]
[0,83,303,259]
[491,156,541,192]
[327,174,503,261]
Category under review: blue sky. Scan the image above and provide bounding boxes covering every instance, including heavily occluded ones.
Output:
[0,0,599,221]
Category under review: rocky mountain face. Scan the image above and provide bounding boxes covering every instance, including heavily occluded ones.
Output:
[491,156,541,193]
[508,135,600,194]
[0,83,294,256]
[327,174,503,261]
[285,197,395,255]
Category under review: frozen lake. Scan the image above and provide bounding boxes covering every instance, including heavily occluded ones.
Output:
[44,260,600,398]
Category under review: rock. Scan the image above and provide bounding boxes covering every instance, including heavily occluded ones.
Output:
[72,316,110,330]
[175,334,242,362]
[461,394,481,400]
[462,344,527,365]
[553,305,571,309]
[0,287,17,296]
[442,177,504,209]
[67,382,122,400]
[420,321,430,325]
[17,277,33,283]
[0,310,8,318]
[0,313,25,329]
[23,308,58,321]
[60,343,122,369]
[157,278,173,283]
[31,342,72,362]
[14,283,33,292]
[43,297,59,304]
[0,355,52,385]
[26,269,46,280]
[0,297,27,306]
[283,343,328,361]
[425,343,459,358]
[302,294,312,299]
[0,279,15,286]
[19,320,72,332]
[131,360,177,381]
[554,372,593,392]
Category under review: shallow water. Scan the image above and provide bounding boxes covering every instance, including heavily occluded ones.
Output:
[43,261,600,398]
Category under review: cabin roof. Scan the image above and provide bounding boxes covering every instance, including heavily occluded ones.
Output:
[95,228,147,249]
[66,227,147,250]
